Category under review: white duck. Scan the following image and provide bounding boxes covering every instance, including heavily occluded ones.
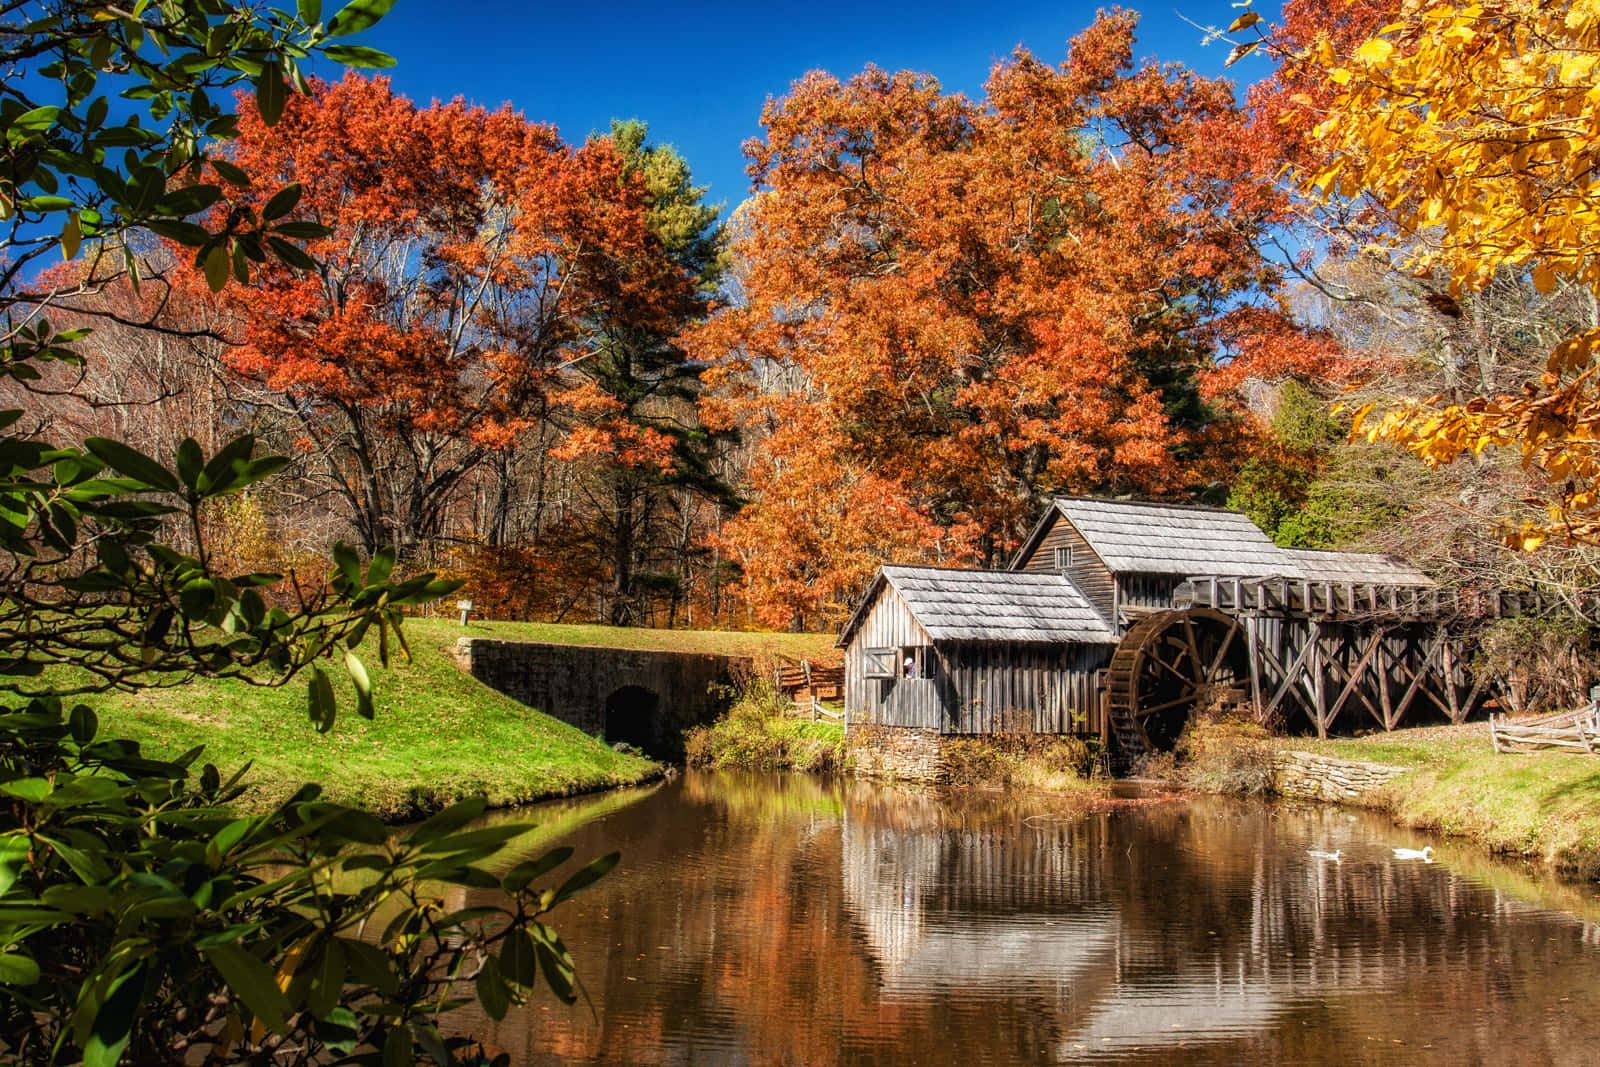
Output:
[1392,846,1434,862]
[1307,849,1344,862]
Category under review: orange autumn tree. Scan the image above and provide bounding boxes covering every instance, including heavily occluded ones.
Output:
[219,74,692,563]
[692,12,1316,627]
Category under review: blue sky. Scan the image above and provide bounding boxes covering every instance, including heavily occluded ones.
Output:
[321,1,1280,219]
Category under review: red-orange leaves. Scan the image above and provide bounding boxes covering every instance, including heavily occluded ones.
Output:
[1202,307,1359,402]
[692,12,1295,626]
[216,74,688,558]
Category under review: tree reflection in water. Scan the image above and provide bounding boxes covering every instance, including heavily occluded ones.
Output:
[451,773,1600,1066]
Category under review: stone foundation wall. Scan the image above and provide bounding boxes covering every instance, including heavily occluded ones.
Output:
[1272,750,1407,803]
[848,725,948,784]
[847,727,1411,800]
[456,638,748,758]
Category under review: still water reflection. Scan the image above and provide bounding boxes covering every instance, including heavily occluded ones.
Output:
[454,772,1600,1065]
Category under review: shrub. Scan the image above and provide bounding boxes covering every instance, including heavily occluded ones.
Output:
[1172,714,1279,796]
[941,738,1015,787]
[684,677,848,773]
[1473,616,1600,715]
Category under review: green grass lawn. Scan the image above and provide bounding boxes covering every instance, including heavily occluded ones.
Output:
[439,617,840,663]
[1279,723,1600,876]
[60,619,838,819]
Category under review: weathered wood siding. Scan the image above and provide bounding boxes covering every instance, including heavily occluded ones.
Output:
[1015,513,1115,620]
[942,641,1110,736]
[845,583,1110,734]
[1117,573,1185,613]
[844,583,937,724]
[878,678,947,729]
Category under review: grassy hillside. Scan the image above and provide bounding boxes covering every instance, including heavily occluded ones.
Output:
[60,619,836,819]
[1177,719,1600,877]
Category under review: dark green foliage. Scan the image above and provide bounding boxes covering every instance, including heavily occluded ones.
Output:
[1,4,613,1063]
[0,696,611,1064]
[1228,380,1408,548]
[574,120,738,626]
[0,0,393,298]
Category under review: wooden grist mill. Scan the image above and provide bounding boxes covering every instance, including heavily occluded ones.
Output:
[840,498,1550,765]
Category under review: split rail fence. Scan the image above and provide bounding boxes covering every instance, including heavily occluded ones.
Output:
[1490,688,1600,754]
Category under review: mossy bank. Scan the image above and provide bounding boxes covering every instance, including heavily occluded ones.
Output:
[57,619,836,820]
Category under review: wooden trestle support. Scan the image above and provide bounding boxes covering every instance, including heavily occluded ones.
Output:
[1106,577,1538,760]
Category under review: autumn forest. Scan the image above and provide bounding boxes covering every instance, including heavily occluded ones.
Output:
[16,0,1599,678]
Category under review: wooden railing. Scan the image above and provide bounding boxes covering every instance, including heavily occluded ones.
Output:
[774,659,845,720]
[1175,576,1553,621]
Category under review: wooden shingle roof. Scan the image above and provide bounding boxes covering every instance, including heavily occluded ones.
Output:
[838,565,1120,648]
[1281,548,1434,587]
[1050,498,1295,578]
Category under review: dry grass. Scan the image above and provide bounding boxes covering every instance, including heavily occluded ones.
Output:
[940,735,1101,793]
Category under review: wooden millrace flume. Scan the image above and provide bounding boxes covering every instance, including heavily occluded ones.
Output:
[1107,608,1248,760]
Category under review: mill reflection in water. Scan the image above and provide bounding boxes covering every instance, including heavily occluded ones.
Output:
[455,772,1600,1066]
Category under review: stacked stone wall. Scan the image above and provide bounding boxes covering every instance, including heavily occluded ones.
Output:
[847,725,948,784]
[1271,750,1407,803]
[847,725,1412,804]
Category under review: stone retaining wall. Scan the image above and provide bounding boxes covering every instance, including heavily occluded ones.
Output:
[456,638,748,759]
[1271,750,1407,803]
[846,727,1411,801]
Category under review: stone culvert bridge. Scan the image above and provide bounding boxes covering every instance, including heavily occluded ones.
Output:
[454,639,752,759]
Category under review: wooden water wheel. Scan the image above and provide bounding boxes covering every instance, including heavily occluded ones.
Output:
[1106,608,1248,759]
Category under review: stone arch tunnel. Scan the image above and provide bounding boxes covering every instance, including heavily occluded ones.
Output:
[454,638,751,759]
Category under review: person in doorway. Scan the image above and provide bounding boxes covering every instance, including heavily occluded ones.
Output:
[903,654,916,679]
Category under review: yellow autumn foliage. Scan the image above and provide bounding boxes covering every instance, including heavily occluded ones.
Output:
[1311,0,1600,548]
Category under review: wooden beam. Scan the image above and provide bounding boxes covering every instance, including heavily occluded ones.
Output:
[1322,645,1387,728]
[1311,622,1328,734]
[1326,629,1385,729]
[1389,630,1448,728]
[1206,621,1241,681]
[1461,667,1491,718]
[1376,633,1394,730]
[1443,638,1464,723]
[1263,630,1321,717]
[1247,617,1264,722]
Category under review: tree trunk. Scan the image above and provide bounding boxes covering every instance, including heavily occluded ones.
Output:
[609,486,635,626]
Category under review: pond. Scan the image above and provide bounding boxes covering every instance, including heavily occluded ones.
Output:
[450,772,1600,1065]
